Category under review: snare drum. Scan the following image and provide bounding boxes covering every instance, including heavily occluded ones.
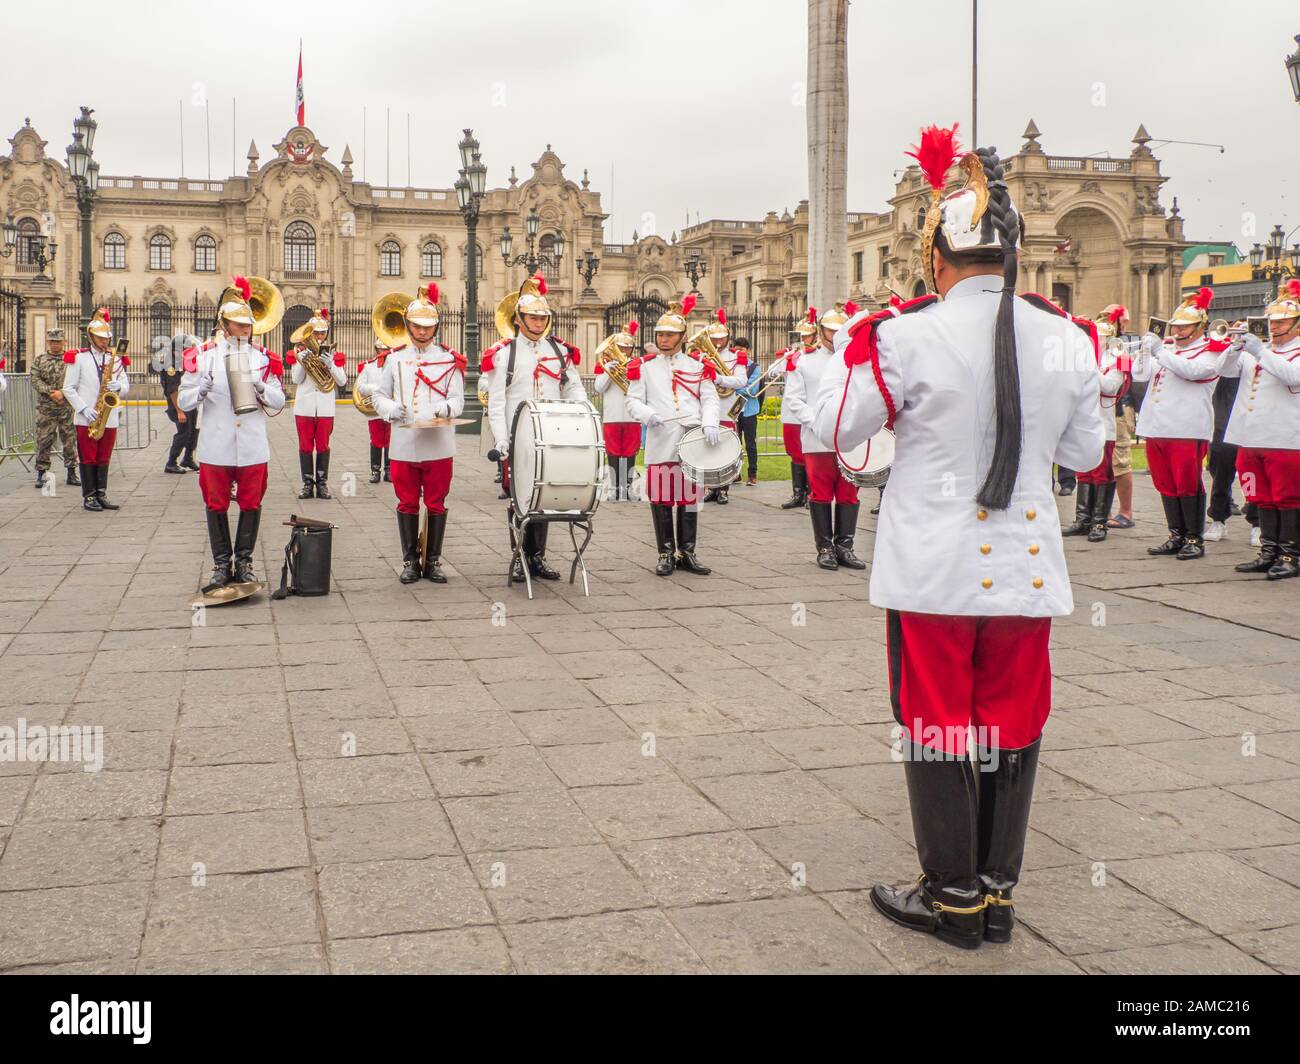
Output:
[509,399,605,517]
[837,429,894,489]
[678,427,743,489]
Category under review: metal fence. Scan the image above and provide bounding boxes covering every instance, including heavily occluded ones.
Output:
[1,288,24,370]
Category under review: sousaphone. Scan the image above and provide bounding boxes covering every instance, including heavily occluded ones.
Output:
[372,291,410,350]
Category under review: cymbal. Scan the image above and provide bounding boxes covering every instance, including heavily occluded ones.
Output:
[192,581,264,608]
[399,418,475,429]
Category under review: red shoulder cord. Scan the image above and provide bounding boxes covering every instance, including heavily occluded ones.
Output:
[416,358,458,399]
[833,311,898,476]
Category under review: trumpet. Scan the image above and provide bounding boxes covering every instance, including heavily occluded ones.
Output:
[593,334,631,394]
[686,326,735,399]
[1208,319,1248,343]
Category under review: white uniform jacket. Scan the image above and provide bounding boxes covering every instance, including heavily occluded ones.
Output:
[483,336,587,457]
[713,345,750,407]
[62,348,131,429]
[1132,334,1227,441]
[371,343,466,463]
[813,276,1105,618]
[776,346,810,426]
[625,349,721,466]
[177,338,286,466]
[288,346,348,417]
[355,357,387,422]
[593,358,633,423]
[783,343,837,454]
[1223,337,1300,450]
[1097,346,1128,444]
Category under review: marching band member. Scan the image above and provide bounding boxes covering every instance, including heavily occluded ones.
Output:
[592,320,642,502]
[286,307,348,500]
[1131,287,1229,560]
[625,294,721,577]
[1224,280,1300,581]
[370,285,466,585]
[1060,305,1128,543]
[702,308,748,504]
[784,302,865,570]
[478,338,509,499]
[62,307,130,512]
[355,338,393,484]
[484,273,586,584]
[177,277,286,588]
[776,312,818,509]
[812,130,1104,949]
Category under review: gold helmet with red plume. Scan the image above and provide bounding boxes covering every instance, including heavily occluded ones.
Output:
[818,301,859,331]
[405,284,440,329]
[495,274,552,338]
[309,306,331,334]
[707,307,730,342]
[615,319,640,351]
[1094,304,1129,340]
[1169,287,1214,329]
[795,307,818,337]
[217,276,257,327]
[1266,279,1300,322]
[85,306,113,341]
[655,293,697,335]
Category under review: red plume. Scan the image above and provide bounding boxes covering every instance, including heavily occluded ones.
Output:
[844,301,859,317]
[533,274,548,296]
[1193,286,1214,311]
[717,308,727,326]
[1107,304,1128,325]
[232,276,251,302]
[808,307,818,324]
[426,283,440,305]
[889,295,903,309]
[100,307,111,323]
[626,321,639,337]
[681,293,698,318]
[906,124,962,192]
[1286,279,1300,300]
[319,307,330,320]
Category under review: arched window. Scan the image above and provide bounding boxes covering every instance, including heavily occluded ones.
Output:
[461,243,484,279]
[149,233,173,271]
[15,218,40,270]
[380,240,402,277]
[150,301,174,340]
[421,241,443,278]
[915,205,927,231]
[194,234,217,272]
[103,232,126,270]
[539,233,560,281]
[284,221,316,273]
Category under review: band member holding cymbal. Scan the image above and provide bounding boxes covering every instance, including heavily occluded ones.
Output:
[784,301,865,571]
[370,285,466,585]
[355,338,393,484]
[625,294,722,577]
[484,273,586,584]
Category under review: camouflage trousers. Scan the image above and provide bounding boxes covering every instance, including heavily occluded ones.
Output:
[34,408,77,472]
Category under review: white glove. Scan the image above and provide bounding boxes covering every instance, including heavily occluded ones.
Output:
[252,377,267,395]
[107,379,124,394]
[387,404,410,425]
[646,413,664,429]
[1242,333,1265,357]
[704,425,720,446]
[196,372,215,400]
[766,363,784,381]
[1140,332,1163,355]
[433,403,451,420]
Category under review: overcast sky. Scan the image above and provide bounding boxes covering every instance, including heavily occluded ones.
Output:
[3,0,1296,251]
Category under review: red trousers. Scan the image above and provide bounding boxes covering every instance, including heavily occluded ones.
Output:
[887,611,1053,755]
[1077,440,1117,485]
[198,462,268,513]
[75,425,116,465]
[368,420,391,448]
[804,451,860,504]
[1237,447,1300,510]
[295,415,334,454]
[782,423,805,464]
[603,421,641,459]
[1145,437,1207,497]
[391,458,453,516]
[646,462,702,507]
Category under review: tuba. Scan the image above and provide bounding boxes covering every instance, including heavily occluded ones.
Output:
[371,291,410,350]
[593,334,630,394]
[687,325,735,399]
[289,320,338,393]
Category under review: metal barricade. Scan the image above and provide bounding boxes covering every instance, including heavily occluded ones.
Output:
[0,373,38,468]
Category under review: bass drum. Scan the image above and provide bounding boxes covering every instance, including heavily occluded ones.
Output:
[509,399,605,518]
[837,429,894,489]
[678,427,743,489]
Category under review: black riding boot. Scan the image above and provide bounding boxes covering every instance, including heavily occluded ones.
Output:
[1237,507,1281,574]
[65,462,81,486]
[369,445,382,484]
[397,512,422,584]
[1088,482,1116,542]
[233,509,262,584]
[382,451,391,482]
[781,463,808,509]
[1176,493,1206,560]
[870,745,985,950]
[675,508,711,575]
[424,511,449,583]
[204,510,234,590]
[1061,482,1094,537]
[834,502,867,569]
[716,485,730,506]
[526,523,560,580]
[1147,495,1186,556]
[81,464,102,511]
[810,501,838,570]
[651,505,676,576]
[1267,509,1300,581]
[315,451,333,500]
[95,464,119,510]
[298,453,316,499]
[702,488,720,504]
[976,741,1041,943]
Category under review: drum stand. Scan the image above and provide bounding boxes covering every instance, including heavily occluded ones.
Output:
[507,512,596,600]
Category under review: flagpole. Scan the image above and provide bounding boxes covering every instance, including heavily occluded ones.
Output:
[205,99,212,180]
[178,99,184,178]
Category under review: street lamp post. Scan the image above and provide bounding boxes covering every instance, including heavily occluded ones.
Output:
[456,129,488,362]
[684,252,708,294]
[500,208,565,277]
[66,106,99,323]
[1248,224,1300,300]
[577,248,601,297]
[1286,35,1300,104]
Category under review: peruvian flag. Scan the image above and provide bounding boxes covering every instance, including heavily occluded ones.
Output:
[295,41,305,127]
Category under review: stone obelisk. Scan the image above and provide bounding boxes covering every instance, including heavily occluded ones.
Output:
[807,0,849,311]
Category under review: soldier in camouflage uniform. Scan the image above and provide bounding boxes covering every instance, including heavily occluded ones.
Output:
[31,329,79,490]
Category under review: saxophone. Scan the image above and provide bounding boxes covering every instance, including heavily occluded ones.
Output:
[87,345,121,441]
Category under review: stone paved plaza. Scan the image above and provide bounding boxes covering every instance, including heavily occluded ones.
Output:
[0,419,1297,975]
